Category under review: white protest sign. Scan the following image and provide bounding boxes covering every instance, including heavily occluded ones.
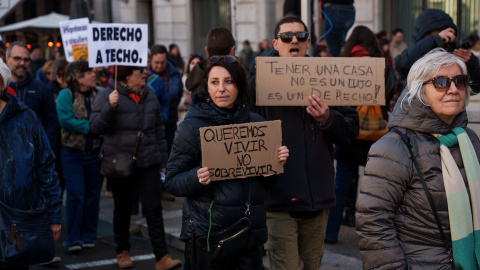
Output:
[87,23,148,68]
[59,17,89,62]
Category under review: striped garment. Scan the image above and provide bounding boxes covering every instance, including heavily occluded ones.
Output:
[436,127,480,269]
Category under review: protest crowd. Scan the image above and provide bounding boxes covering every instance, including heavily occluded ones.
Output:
[2,1,480,270]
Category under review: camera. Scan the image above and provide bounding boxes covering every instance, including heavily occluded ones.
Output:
[445,37,474,52]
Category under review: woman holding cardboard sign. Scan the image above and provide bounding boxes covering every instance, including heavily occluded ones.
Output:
[165,56,289,270]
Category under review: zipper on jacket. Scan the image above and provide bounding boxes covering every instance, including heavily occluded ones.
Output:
[302,108,315,208]
[217,226,249,247]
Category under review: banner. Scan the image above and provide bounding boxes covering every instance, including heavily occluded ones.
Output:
[256,57,385,106]
[59,17,89,62]
[87,23,148,68]
[200,120,283,181]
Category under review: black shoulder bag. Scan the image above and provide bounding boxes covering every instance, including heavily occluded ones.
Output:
[390,128,453,262]
[204,180,257,266]
[100,100,146,178]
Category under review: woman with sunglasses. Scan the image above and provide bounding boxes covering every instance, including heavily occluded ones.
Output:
[165,56,289,269]
[89,65,182,270]
[356,48,480,269]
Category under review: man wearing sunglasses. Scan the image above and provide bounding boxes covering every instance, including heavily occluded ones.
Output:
[185,26,236,94]
[395,9,480,94]
[6,41,59,146]
[249,16,359,270]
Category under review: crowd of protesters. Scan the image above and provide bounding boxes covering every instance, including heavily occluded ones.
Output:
[2,4,480,269]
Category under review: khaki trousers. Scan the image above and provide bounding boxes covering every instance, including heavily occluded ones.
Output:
[265,209,329,270]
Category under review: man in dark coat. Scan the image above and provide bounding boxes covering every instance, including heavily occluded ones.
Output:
[185,27,236,94]
[6,41,59,146]
[249,16,359,269]
[395,9,480,94]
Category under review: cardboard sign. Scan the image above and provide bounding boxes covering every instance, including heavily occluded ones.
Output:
[59,17,89,62]
[200,120,283,181]
[87,23,148,68]
[256,57,385,106]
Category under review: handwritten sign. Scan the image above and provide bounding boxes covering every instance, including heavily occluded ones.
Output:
[200,120,283,181]
[87,23,148,68]
[59,18,89,62]
[256,57,385,106]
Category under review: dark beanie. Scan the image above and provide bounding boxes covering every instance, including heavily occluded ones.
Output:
[413,9,457,42]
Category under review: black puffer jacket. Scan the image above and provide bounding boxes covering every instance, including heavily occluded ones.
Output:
[89,78,168,169]
[249,52,359,213]
[395,9,480,94]
[165,94,267,244]
[356,96,480,269]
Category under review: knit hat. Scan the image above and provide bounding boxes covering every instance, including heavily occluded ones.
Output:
[0,58,11,90]
[413,9,457,42]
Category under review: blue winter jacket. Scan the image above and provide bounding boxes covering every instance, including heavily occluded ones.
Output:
[155,61,183,127]
[9,73,60,145]
[147,70,170,122]
[0,93,62,224]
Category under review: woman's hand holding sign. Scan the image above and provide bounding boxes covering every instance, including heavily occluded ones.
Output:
[307,95,330,124]
[197,167,211,185]
[109,89,119,108]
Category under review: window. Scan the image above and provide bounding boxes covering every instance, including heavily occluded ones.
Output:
[191,0,231,56]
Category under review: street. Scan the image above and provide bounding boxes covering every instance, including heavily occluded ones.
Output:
[30,188,362,270]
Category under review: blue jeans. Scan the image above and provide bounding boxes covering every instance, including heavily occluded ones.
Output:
[61,147,102,246]
[325,161,357,242]
[323,4,356,57]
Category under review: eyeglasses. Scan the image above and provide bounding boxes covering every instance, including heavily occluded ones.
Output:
[423,75,470,91]
[134,67,147,73]
[10,56,31,64]
[207,55,238,64]
[276,31,309,43]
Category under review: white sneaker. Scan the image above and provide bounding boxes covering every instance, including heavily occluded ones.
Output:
[38,256,62,265]
[68,245,82,253]
[82,242,96,248]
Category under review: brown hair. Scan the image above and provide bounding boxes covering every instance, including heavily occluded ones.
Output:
[206,27,235,56]
[115,66,139,82]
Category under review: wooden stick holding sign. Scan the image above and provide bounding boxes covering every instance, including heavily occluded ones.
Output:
[200,120,283,181]
[256,57,385,106]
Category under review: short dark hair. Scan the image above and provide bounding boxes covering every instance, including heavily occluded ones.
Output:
[274,16,308,38]
[150,44,168,58]
[6,41,28,58]
[391,27,404,36]
[206,27,235,56]
[116,66,140,82]
[198,60,251,108]
[64,60,92,91]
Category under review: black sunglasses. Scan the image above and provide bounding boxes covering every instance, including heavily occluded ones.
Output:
[423,75,470,91]
[207,55,238,64]
[276,31,309,43]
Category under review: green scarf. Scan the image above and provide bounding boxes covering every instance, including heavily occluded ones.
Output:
[436,127,480,269]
